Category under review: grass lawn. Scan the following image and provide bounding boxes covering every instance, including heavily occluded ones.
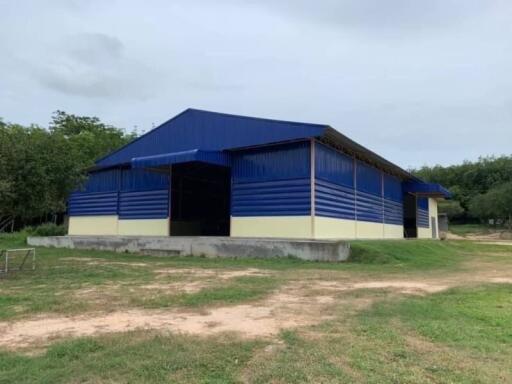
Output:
[0,232,511,383]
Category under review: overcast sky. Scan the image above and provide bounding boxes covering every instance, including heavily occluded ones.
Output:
[1,0,511,168]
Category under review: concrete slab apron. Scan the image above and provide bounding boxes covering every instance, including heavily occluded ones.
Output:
[27,236,351,262]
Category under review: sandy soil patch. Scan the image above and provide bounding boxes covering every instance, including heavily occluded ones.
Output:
[87,261,149,267]
[0,288,334,349]
[62,257,149,267]
[446,232,465,240]
[154,267,273,280]
[479,241,512,246]
[488,277,512,283]
[62,257,106,262]
[140,281,207,294]
[2,269,511,350]
[313,280,449,294]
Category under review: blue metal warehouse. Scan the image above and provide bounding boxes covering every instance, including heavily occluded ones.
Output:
[68,109,450,239]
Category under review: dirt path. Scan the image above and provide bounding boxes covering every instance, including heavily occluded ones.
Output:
[0,288,335,349]
[1,264,512,350]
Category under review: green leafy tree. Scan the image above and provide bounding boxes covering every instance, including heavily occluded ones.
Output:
[438,200,464,220]
[414,155,512,220]
[0,112,136,229]
[469,182,512,229]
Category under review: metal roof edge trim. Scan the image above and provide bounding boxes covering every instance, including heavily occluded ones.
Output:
[96,108,329,166]
[131,149,231,168]
[403,181,452,199]
[95,109,192,165]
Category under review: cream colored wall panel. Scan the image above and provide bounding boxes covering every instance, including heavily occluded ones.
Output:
[230,216,312,238]
[384,224,404,239]
[118,219,169,236]
[429,198,439,239]
[417,199,440,239]
[356,221,384,239]
[417,227,432,239]
[68,216,118,236]
[314,216,356,239]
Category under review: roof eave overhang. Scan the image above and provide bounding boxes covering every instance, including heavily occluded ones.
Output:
[319,127,414,180]
[131,149,231,169]
[403,181,452,199]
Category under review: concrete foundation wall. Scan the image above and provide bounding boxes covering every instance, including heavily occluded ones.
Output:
[28,235,351,262]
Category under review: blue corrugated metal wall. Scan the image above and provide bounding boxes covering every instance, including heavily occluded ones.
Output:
[417,197,430,228]
[82,170,120,193]
[120,168,169,191]
[383,174,403,225]
[119,190,169,219]
[315,144,355,219]
[355,161,383,223]
[315,142,404,225]
[98,109,326,167]
[315,144,354,187]
[68,192,118,216]
[69,168,170,219]
[231,142,311,216]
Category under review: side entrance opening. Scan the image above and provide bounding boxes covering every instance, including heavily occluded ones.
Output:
[403,194,417,238]
[170,162,231,236]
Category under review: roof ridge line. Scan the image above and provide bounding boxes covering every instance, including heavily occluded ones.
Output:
[186,108,329,128]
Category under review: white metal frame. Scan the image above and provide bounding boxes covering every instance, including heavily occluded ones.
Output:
[0,248,35,275]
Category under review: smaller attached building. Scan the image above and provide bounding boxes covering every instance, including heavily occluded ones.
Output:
[68,109,450,239]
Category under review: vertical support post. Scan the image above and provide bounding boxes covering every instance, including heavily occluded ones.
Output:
[5,251,8,274]
[353,156,358,238]
[116,167,121,235]
[32,249,36,271]
[168,165,172,236]
[381,171,385,238]
[310,139,316,239]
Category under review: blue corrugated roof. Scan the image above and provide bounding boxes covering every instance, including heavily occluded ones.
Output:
[132,149,231,168]
[97,109,327,167]
[403,181,452,199]
[93,108,450,197]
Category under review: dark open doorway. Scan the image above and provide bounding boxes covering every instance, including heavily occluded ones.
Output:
[170,163,230,236]
[403,194,417,238]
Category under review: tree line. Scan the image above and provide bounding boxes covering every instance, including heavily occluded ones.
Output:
[414,156,512,228]
[0,112,136,231]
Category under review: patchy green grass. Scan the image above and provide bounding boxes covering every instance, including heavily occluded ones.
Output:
[0,332,263,384]
[365,284,512,353]
[1,233,512,383]
[0,234,511,321]
[3,284,512,384]
[132,276,280,309]
[244,285,512,383]
[349,239,510,269]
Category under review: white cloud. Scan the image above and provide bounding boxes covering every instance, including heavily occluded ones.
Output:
[0,0,511,166]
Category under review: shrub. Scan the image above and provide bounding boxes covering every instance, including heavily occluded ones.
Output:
[27,223,67,236]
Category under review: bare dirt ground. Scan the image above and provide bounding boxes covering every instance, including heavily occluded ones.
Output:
[1,259,512,350]
[446,230,512,243]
